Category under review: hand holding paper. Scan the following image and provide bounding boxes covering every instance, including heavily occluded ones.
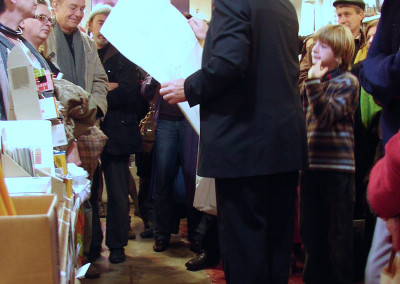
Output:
[188,18,208,41]
[160,79,186,105]
[100,0,202,134]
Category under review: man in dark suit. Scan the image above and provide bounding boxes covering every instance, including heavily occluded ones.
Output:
[160,0,308,283]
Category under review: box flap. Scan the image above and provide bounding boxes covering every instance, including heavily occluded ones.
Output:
[7,45,42,120]
[1,152,31,177]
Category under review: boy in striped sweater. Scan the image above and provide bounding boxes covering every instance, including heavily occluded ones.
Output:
[299,24,359,284]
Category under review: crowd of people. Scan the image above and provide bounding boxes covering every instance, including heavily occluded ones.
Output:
[0,0,399,283]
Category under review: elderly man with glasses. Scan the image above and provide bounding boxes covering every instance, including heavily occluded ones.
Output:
[43,0,108,279]
[44,0,108,121]
[0,0,54,120]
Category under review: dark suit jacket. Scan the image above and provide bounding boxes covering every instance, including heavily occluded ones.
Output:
[184,0,308,178]
[100,44,142,155]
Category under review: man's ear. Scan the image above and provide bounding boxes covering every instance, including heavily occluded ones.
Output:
[19,20,26,30]
[52,0,59,13]
[88,21,93,34]
[359,11,365,21]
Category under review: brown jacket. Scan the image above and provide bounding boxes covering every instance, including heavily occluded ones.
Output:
[43,29,108,117]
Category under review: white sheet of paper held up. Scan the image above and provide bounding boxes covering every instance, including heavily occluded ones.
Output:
[101,0,202,134]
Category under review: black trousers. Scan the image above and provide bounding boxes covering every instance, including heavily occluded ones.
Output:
[102,153,131,249]
[194,213,219,258]
[215,172,298,284]
[300,170,355,284]
[90,153,131,250]
[89,166,103,253]
[136,151,154,226]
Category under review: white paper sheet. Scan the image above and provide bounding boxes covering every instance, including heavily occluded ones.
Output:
[101,0,202,134]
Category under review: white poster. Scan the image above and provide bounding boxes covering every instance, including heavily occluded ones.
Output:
[101,0,202,134]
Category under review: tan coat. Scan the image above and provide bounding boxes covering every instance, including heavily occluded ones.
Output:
[43,29,108,117]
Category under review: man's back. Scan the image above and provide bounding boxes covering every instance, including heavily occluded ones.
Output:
[186,0,307,178]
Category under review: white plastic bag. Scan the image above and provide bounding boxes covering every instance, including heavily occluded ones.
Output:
[193,176,217,216]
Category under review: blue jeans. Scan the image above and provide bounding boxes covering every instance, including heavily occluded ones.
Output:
[153,119,186,241]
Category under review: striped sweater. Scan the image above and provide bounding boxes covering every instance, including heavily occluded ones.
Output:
[301,68,360,172]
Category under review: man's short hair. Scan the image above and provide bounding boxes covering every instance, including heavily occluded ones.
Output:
[313,24,355,71]
[87,4,112,27]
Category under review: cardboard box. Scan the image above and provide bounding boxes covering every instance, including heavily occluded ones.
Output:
[0,195,60,284]
[0,153,65,202]
[5,176,52,195]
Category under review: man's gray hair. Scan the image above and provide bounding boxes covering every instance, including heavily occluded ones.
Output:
[86,4,112,28]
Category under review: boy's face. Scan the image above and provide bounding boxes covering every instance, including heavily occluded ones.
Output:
[312,40,337,71]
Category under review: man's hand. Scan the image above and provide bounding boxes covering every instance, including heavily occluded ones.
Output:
[387,216,400,251]
[188,17,208,40]
[308,60,328,79]
[107,82,119,92]
[160,79,187,104]
[66,140,82,167]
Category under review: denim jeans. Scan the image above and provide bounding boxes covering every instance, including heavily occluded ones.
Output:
[153,119,186,242]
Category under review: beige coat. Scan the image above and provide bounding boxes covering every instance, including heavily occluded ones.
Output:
[43,29,108,117]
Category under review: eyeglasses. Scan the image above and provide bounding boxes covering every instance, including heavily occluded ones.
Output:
[34,14,56,27]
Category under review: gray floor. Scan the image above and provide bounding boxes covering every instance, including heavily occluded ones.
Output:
[79,215,211,284]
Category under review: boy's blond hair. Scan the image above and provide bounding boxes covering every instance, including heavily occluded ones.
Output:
[313,24,355,71]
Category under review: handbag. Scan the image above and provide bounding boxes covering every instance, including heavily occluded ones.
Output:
[380,249,400,284]
[139,101,157,153]
[193,175,217,216]
[77,126,108,180]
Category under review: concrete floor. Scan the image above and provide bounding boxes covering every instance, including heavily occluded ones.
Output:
[77,162,305,284]
[80,215,212,284]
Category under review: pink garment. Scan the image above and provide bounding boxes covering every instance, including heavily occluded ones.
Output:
[368,129,400,218]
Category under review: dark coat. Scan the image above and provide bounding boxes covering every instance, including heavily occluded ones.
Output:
[184,0,308,178]
[360,0,400,146]
[100,44,142,155]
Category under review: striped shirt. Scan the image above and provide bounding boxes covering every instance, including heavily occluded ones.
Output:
[301,68,360,172]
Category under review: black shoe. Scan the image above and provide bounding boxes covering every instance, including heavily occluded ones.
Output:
[140,227,153,239]
[185,252,219,271]
[87,247,101,262]
[85,264,100,279]
[128,229,136,240]
[109,248,126,263]
[153,240,169,252]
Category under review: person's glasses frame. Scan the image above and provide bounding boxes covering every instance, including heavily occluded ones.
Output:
[34,14,56,28]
